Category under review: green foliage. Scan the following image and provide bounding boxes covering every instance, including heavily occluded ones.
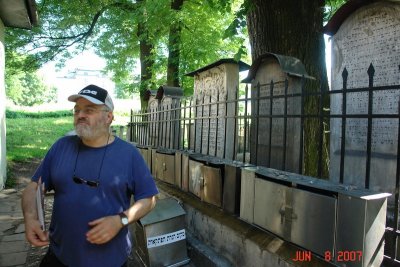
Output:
[324,0,347,22]
[5,61,57,106]
[114,82,134,99]
[5,0,247,98]
[5,109,72,119]
[6,113,73,161]
[5,0,345,102]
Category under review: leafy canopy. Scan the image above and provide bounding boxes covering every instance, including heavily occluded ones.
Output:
[6,0,247,96]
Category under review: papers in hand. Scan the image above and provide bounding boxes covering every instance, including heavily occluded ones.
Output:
[36,178,45,231]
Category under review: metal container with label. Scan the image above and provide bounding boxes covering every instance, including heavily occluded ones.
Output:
[135,198,190,267]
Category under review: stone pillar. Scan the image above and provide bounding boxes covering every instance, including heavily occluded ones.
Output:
[187,59,249,160]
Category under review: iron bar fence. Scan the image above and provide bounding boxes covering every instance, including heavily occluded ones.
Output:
[127,64,400,265]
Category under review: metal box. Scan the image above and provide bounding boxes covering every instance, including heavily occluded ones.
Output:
[151,148,157,177]
[223,162,248,215]
[201,165,223,207]
[290,187,336,256]
[188,159,203,198]
[135,198,190,267]
[188,155,225,207]
[241,166,390,265]
[155,149,175,184]
[254,177,336,256]
[175,151,182,188]
[336,193,388,267]
[137,145,152,170]
[240,167,256,223]
[181,152,190,192]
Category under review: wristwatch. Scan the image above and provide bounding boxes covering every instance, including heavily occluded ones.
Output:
[119,212,129,227]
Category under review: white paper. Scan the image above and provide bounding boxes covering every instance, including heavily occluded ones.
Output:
[36,178,45,231]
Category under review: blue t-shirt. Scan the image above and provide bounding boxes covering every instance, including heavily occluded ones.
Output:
[32,135,158,267]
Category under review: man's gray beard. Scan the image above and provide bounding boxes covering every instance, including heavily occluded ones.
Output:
[75,124,108,140]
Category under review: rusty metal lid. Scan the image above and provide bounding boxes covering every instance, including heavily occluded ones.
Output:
[139,198,186,226]
[156,148,176,155]
[242,52,314,83]
[245,166,391,199]
[143,89,157,101]
[156,86,183,99]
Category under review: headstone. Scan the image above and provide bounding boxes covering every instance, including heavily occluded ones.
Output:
[326,1,399,202]
[243,53,313,173]
[155,86,183,149]
[186,59,250,159]
[144,90,158,147]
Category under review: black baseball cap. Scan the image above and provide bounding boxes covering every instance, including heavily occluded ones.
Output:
[68,84,114,111]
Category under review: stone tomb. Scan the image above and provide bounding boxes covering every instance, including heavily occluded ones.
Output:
[325,1,399,199]
[243,53,313,173]
[186,59,250,160]
[155,86,183,149]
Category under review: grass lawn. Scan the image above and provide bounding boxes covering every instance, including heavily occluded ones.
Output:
[5,111,74,188]
[6,115,74,162]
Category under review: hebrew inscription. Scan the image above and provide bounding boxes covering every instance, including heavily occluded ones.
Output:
[329,2,400,198]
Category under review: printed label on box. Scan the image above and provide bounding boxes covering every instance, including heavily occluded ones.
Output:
[147,229,186,248]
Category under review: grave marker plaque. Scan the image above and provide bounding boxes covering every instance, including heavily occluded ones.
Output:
[187,59,250,159]
[243,53,312,173]
[156,86,183,149]
[327,2,400,200]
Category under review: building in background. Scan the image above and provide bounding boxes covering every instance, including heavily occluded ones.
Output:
[55,67,115,105]
[0,0,38,189]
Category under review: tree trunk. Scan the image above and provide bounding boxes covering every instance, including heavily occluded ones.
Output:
[137,0,155,110]
[246,0,329,177]
[166,0,184,87]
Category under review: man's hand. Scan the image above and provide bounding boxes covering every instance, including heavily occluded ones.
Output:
[86,197,156,245]
[25,218,49,247]
[86,216,122,244]
[22,180,49,247]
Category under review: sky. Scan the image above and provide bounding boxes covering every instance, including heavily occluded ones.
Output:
[39,50,106,86]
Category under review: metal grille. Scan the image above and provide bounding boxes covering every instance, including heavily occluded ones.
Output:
[128,64,400,266]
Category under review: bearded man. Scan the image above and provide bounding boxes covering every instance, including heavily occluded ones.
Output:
[21,84,158,267]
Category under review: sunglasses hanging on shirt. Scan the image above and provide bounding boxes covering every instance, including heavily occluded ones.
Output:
[72,135,110,188]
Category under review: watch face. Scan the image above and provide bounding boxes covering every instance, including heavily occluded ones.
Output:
[119,213,129,226]
[122,217,129,225]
